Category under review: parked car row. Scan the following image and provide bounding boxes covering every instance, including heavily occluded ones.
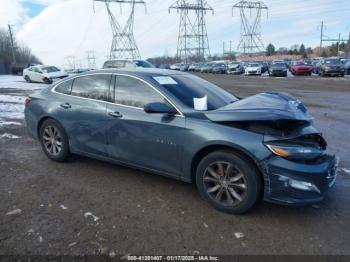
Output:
[169,57,349,78]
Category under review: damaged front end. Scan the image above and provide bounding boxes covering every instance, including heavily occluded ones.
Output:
[206,92,339,205]
[225,120,338,205]
[262,126,338,205]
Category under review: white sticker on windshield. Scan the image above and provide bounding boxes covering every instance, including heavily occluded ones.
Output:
[194,96,208,111]
[153,76,178,85]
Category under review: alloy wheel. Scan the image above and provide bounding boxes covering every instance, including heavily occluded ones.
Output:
[42,125,62,156]
[203,161,247,206]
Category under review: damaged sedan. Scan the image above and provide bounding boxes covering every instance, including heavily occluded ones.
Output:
[24,69,338,214]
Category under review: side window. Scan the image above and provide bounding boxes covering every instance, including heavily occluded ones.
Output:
[55,79,73,95]
[71,74,111,101]
[114,75,165,108]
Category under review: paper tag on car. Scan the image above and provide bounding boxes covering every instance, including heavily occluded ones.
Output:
[153,76,178,85]
[194,96,208,111]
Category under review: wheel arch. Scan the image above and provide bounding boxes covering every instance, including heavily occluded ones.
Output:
[37,116,63,138]
[190,144,264,187]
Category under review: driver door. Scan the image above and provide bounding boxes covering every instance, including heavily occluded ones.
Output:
[106,74,186,177]
[31,67,43,82]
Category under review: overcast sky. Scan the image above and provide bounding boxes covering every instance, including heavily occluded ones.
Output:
[0,0,349,68]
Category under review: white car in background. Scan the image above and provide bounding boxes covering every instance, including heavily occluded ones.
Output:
[102,59,155,69]
[23,65,68,84]
[244,62,262,76]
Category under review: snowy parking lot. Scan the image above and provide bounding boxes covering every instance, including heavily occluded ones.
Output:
[1,73,350,256]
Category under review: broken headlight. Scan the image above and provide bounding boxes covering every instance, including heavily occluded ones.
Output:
[265,144,323,160]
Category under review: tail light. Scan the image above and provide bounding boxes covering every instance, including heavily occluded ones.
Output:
[24,97,31,105]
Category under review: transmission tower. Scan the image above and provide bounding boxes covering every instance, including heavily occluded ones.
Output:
[65,56,77,70]
[169,0,214,63]
[94,0,146,59]
[87,50,97,69]
[233,1,268,54]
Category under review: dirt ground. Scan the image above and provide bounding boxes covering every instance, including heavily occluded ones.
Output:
[0,74,350,257]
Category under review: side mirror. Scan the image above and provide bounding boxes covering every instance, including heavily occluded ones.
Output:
[144,102,178,115]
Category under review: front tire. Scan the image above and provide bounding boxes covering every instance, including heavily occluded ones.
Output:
[24,75,32,83]
[39,119,70,162]
[43,78,53,84]
[195,150,261,214]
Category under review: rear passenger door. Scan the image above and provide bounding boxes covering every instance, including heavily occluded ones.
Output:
[53,74,112,157]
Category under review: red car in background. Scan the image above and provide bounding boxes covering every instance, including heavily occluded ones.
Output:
[291,61,313,76]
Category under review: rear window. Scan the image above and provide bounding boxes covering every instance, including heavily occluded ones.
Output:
[133,60,154,68]
[103,60,125,69]
[55,79,73,95]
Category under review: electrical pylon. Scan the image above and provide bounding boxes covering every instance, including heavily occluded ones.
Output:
[232,1,268,54]
[94,0,146,59]
[86,50,97,69]
[169,0,214,63]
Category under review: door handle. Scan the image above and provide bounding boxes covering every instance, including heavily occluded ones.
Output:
[109,111,123,118]
[60,103,72,109]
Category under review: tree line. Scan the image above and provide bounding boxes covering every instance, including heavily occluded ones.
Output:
[266,41,350,58]
[0,28,41,74]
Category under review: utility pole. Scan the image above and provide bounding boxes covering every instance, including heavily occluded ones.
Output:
[319,21,323,55]
[319,22,348,56]
[8,24,16,64]
[169,0,214,63]
[232,1,268,55]
[93,0,146,60]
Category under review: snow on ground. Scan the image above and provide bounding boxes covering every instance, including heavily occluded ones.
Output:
[0,75,46,122]
[0,75,46,91]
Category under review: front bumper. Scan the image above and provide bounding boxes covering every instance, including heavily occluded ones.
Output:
[245,71,261,75]
[261,154,339,205]
[270,70,287,76]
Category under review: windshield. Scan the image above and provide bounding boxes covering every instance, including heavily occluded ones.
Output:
[157,74,238,111]
[294,61,310,66]
[248,63,260,67]
[42,66,60,73]
[133,60,155,68]
[273,62,286,67]
[324,59,342,65]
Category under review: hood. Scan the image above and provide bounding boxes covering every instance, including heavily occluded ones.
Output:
[205,92,312,122]
[246,66,260,70]
[271,65,286,70]
[43,71,67,78]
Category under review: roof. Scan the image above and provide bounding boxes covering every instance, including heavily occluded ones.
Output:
[82,68,188,77]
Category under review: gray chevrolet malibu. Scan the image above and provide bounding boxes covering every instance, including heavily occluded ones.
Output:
[24,68,338,214]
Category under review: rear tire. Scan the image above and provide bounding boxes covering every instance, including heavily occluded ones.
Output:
[39,119,70,162]
[195,150,261,214]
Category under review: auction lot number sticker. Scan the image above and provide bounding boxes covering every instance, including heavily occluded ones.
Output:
[126,255,219,261]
